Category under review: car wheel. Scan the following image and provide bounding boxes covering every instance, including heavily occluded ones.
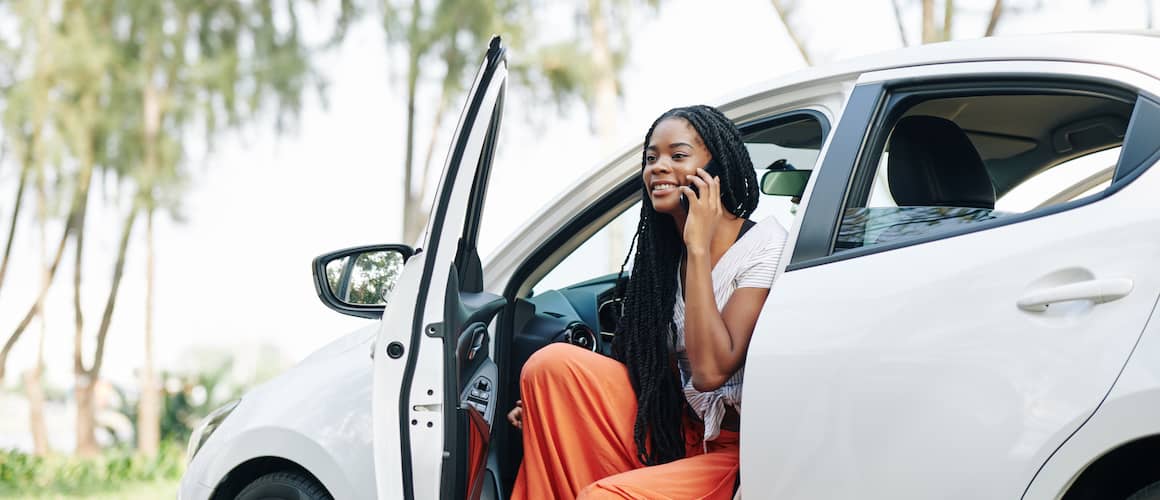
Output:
[235,471,333,500]
[1128,480,1160,500]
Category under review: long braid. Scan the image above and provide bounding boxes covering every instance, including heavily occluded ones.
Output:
[613,105,759,466]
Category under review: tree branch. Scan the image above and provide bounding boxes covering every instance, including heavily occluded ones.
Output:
[891,0,910,46]
[0,150,26,299]
[87,202,139,378]
[771,0,812,66]
[0,197,77,382]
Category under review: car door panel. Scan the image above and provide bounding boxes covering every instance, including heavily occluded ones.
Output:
[442,266,506,499]
[741,65,1160,499]
[373,37,507,500]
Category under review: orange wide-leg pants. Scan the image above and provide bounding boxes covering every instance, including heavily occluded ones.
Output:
[511,343,739,500]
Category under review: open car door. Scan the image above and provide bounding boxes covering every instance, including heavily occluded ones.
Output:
[373,37,507,500]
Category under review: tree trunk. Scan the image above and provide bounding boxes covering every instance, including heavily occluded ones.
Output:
[402,0,425,245]
[0,164,91,383]
[0,158,28,299]
[138,83,162,457]
[943,0,954,41]
[72,207,92,456]
[922,0,937,43]
[72,201,87,377]
[74,376,99,457]
[402,64,426,245]
[984,0,1003,37]
[771,0,813,65]
[26,161,51,456]
[419,90,452,204]
[74,203,138,456]
[24,325,49,456]
[24,363,49,456]
[891,0,910,47]
[587,0,625,273]
[88,204,139,379]
[137,207,159,456]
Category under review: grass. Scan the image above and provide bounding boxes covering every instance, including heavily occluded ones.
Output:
[0,479,179,499]
[0,443,185,499]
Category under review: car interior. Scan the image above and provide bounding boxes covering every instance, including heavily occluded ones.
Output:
[838,91,1134,250]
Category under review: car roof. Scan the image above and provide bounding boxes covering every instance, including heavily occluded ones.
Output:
[719,31,1160,111]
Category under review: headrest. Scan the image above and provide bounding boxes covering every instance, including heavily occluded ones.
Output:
[887,115,995,209]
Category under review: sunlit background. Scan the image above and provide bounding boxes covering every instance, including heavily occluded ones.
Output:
[0,0,1153,496]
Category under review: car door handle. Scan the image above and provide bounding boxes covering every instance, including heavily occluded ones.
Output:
[1016,278,1134,312]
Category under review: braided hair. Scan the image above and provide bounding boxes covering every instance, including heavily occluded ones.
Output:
[612,105,759,466]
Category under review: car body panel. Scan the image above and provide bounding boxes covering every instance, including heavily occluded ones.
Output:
[1023,285,1160,499]
[739,60,1160,499]
[181,324,379,500]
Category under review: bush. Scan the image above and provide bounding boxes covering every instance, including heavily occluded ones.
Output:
[0,441,185,496]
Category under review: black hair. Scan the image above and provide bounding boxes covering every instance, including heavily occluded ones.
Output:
[612,104,759,466]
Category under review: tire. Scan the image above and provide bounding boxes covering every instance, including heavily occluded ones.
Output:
[1128,480,1160,500]
[235,471,333,500]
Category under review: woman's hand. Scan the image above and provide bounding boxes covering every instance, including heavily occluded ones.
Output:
[507,400,524,430]
[678,167,722,254]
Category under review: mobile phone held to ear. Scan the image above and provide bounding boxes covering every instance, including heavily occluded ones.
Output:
[680,157,721,212]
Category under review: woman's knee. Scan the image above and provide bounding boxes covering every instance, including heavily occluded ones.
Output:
[520,342,588,382]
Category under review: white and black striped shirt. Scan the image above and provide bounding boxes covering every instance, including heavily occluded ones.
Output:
[674,216,788,444]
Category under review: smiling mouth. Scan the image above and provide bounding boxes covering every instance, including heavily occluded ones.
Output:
[651,183,677,193]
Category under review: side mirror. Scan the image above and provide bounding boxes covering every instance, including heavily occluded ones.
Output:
[761,169,812,198]
[311,244,414,319]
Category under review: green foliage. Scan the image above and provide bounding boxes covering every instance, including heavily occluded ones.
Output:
[0,442,184,496]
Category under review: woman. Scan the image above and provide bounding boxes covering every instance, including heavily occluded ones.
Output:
[509,105,788,499]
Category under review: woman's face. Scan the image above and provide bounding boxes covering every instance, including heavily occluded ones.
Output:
[643,117,712,216]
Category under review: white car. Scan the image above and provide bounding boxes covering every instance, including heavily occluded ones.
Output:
[180,32,1160,500]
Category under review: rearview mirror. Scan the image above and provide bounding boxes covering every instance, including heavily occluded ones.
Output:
[311,244,413,319]
[761,169,812,198]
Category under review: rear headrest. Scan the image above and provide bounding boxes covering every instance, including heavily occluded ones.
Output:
[887,115,995,209]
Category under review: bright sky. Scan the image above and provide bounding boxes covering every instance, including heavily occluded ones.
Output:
[0,0,1153,393]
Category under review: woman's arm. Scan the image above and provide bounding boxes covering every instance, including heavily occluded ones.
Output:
[683,252,769,391]
[679,168,773,392]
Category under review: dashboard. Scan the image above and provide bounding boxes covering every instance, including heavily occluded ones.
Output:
[514,273,624,357]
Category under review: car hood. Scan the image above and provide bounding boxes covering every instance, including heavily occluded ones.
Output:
[298,322,379,366]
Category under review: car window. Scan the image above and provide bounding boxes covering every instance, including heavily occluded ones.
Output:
[836,91,1134,252]
[996,147,1119,212]
[533,202,641,293]
[743,114,826,228]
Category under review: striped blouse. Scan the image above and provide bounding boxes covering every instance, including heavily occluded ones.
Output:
[674,216,788,444]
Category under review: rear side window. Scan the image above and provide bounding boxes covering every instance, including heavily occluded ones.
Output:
[837,89,1134,252]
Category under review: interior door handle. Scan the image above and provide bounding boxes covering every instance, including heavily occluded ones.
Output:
[1016,278,1134,312]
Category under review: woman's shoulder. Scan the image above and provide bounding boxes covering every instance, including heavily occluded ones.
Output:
[749,216,789,247]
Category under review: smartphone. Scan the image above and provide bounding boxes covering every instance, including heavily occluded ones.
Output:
[679,157,721,212]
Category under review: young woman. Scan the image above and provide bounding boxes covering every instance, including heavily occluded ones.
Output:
[509,105,788,500]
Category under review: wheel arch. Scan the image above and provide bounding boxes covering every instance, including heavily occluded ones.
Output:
[202,426,359,500]
[210,456,330,500]
[1061,434,1160,500]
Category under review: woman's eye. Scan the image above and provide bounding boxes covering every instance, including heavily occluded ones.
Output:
[645,155,657,163]
[672,153,687,160]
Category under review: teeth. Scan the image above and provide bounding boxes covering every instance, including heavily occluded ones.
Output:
[652,184,675,191]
